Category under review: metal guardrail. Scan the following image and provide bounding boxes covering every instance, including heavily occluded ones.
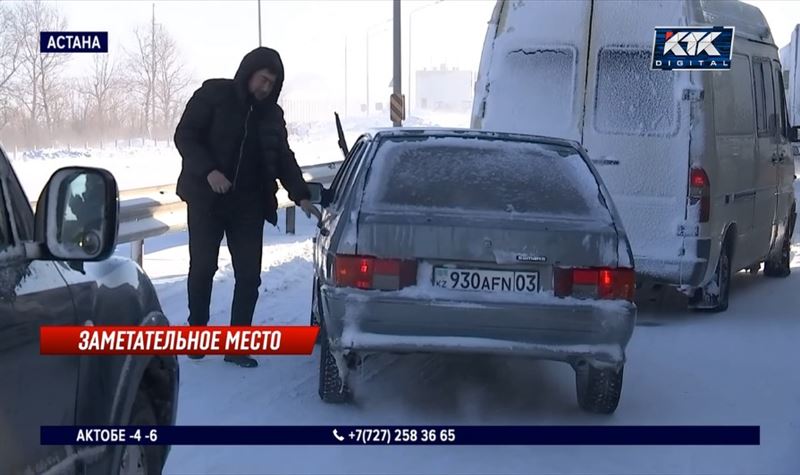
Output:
[31,160,343,266]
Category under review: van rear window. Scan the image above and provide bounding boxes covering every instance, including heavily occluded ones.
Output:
[594,48,677,136]
[483,47,577,139]
[363,136,611,221]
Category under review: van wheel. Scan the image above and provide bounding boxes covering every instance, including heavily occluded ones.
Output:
[575,363,623,414]
[318,323,352,403]
[690,241,731,312]
[118,391,163,475]
[764,236,791,278]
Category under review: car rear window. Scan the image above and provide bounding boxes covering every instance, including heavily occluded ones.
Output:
[363,136,611,220]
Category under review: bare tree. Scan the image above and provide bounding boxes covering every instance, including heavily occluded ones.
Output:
[10,0,70,142]
[125,26,157,138]
[79,55,119,137]
[154,25,191,139]
[0,5,22,92]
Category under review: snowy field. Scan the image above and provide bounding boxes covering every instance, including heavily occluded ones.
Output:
[7,110,469,202]
[8,114,799,474]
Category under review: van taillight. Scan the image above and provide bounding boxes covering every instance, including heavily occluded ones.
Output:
[689,167,710,223]
[334,255,417,290]
[554,267,635,302]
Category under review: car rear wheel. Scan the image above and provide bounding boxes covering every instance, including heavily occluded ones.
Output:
[575,363,623,414]
[318,322,352,403]
[764,235,791,278]
[119,391,163,475]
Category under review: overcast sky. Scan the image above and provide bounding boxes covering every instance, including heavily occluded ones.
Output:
[44,0,800,111]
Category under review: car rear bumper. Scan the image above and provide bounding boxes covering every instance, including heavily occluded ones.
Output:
[320,286,636,367]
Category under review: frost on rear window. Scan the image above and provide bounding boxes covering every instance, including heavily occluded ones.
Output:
[594,48,677,136]
[364,136,610,220]
[483,47,577,139]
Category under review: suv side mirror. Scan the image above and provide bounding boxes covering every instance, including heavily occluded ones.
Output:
[789,125,800,143]
[34,167,119,261]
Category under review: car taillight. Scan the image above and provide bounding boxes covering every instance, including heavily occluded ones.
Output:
[689,167,710,223]
[554,267,635,302]
[334,255,417,290]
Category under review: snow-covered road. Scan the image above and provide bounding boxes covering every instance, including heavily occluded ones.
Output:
[125,208,800,475]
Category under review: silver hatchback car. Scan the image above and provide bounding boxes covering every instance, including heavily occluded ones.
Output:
[308,128,637,414]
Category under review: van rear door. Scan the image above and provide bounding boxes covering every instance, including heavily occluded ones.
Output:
[580,0,692,279]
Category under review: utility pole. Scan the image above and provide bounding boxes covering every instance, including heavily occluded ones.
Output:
[344,36,348,117]
[258,0,262,46]
[151,3,156,142]
[365,30,369,116]
[392,0,401,127]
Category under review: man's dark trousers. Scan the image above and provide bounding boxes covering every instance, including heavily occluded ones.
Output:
[186,192,264,327]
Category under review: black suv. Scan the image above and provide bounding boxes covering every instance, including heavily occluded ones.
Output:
[0,147,179,475]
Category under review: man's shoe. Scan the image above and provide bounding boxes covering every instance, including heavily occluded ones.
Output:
[187,354,205,360]
[224,355,258,368]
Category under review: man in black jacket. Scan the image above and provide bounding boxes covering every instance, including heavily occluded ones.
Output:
[174,46,320,368]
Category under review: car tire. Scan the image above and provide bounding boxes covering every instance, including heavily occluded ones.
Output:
[118,390,163,475]
[575,364,623,415]
[318,322,352,404]
[690,241,731,313]
[764,235,791,278]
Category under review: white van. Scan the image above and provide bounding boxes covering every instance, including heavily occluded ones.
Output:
[471,0,798,311]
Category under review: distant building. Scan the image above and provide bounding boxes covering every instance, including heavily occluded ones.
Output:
[780,25,800,127]
[415,65,474,112]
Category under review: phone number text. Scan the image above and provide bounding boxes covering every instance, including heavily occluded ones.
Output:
[351,428,456,444]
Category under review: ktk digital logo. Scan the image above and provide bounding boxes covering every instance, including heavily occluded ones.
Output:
[651,27,734,71]
[40,32,108,53]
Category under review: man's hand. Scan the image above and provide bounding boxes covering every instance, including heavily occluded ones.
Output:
[207,170,232,194]
[300,199,322,221]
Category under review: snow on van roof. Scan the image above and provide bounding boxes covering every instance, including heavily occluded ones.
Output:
[696,0,774,44]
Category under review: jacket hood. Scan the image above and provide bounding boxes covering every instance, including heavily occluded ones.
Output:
[233,47,285,105]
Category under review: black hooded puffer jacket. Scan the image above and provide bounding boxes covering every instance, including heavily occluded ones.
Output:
[174,47,310,225]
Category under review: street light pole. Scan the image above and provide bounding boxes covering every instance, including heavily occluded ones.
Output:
[408,14,412,117]
[257,0,262,46]
[392,0,401,127]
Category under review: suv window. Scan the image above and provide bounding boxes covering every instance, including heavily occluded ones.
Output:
[330,139,366,206]
[5,170,33,241]
[0,150,32,243]
[0,182,13,252]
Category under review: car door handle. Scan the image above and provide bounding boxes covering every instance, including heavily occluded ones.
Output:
[317,221,330,237]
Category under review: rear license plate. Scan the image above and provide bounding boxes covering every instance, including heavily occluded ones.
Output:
[433,267,540,293]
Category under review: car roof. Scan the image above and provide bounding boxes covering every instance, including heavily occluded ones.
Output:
[361,127,583,151]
